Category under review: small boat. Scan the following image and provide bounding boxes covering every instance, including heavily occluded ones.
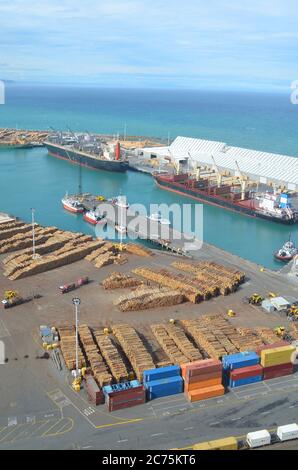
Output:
[115,195,129,209]
[83,210,107,225]
[62,197,84,214]
[147,212,170,225]
[274,235,297,261]
[115,224,127,234]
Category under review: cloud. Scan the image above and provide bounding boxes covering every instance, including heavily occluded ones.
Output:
[0,0,297,90]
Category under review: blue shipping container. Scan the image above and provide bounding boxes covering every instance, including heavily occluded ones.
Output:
[143,365,180,382]
[229,375,263,388]
[145,375,183,389]
[222,351,260,371]
[145,376,183,400]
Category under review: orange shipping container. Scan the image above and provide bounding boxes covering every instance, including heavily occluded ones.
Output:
[185,377,222,392]
[185,371,222,385]
[187,384,225,403]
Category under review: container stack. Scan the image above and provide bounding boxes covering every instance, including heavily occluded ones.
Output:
[257,344,296,380]
[102,380,146,412]
[222,351,262,388]
[181,359,224,402]
[143,365,184,400]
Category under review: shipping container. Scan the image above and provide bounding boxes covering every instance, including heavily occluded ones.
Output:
[263,365,294,380]
[193,437,238,451]
[260,345,296,368]
[181,359,222,379]
[185,370,222,384]
[246,430,271,448]
[222,351,259,370]
[145,375,184,400]
[187,384,225,402]
[277,423,298,442]
[230,364,263,381]
[84,376,104,405]
[143,365,180,382]
[185,377,222,392]
[107,385,146,412]
[229,374,262,388]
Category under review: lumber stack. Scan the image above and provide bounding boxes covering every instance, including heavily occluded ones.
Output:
[234,327,264,351]
[5,238,104,280]
[125,243,153,257]
[115,286,185,312]
[58,325,85,370]
[79,325,112,387]
[112,324,155,380]
[133,267,204,303]
[101,272,143,290]
[164,323,203,361]
[93,328,130,382]
[151,323,202,365]
[172,261,245,295]
[0,223,33,241]
[255,328,280,345]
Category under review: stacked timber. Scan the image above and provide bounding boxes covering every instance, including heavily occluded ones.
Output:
[101,272,143,290]
[93,328,130,382]
[172,261,245,295]
[125,243,153,257]
[115,287,184,312]
[234,327,264,351]
[112,324,155,380]
[6,238,104,280]
[133,267,203,303]
[0,223,33,241]
[0,227,59,254]
[255,328,280,345]
[58,325,85,370]
[151,323,201,365]
[85,241,113,261]
[79,325,112,387]
[164,323,203,361]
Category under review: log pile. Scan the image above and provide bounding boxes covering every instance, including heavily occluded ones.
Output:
[255,327,280,344]
[0,226,59,254]
[133,267,204,303]
[101,272,143,290]
[58,325,85,370]
[164,323,203,361]
[78,325,112,387]
[125,243,153,257]
[115,287,185,312]
[5,238,103,280]
[93,328,130,382]
[234,327,264,351]
[172,261,245,295]
[112,324,155,380]
[0,223,33,241]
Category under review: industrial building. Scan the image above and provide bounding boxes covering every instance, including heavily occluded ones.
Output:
[141,136,298,191]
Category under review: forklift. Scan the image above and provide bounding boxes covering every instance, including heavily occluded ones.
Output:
[248,293,264,306]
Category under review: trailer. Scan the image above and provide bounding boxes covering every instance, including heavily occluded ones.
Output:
[277,423,298,442]
[246,430,271,448]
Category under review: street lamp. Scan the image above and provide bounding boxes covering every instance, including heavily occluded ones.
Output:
[72,297,81,378]
[31,208,37,259]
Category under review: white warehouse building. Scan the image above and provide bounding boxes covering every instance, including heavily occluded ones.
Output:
[141,136,298,191]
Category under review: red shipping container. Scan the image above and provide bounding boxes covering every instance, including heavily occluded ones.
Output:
[181,359,222,379]
[255,341,290,356]
[230,364,263,381]
[263,362,294,380]
[107,387,146,412]
[84,376,105,405]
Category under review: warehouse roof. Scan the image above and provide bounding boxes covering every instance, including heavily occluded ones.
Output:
[143,136,298,186]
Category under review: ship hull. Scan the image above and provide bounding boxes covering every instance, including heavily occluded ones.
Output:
[45,143,129,173]
[63,203,83,214]
[154,176,297,225]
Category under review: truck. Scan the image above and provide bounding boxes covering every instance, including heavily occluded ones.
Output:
[277,423,298,442]
[59,276,89,294]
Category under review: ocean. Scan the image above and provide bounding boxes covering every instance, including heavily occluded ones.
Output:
[0,84,297,269]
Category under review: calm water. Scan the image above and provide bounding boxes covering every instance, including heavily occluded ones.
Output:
[0,85,298,269]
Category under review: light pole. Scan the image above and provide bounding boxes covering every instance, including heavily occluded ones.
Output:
[31,208,37,260]
[72,297,81,378]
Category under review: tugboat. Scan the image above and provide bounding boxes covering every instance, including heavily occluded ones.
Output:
[83,209,107,225]
[274,235,297,262]
[61,196,84,214]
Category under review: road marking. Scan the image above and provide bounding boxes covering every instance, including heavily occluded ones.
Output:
[95,419,143,430]
[118,439,128,443]
[151,397,187,408]
[209,421,220,426]
[261,411,270,415]
[43,418,73,437]
[184,427,194,431]
[30,420,52,436]
[231,417,242,421]
[0,319,10,338]
[151,433,164,437]
[41,418,64,437]
[83,407,95,416]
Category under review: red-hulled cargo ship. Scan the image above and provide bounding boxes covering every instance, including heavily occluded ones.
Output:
[153,173,298,225]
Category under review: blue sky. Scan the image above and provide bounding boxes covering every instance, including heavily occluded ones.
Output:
[0,0,297,90]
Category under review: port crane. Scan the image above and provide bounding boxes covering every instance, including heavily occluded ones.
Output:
[211,155,223,188]
[235,161,248,201]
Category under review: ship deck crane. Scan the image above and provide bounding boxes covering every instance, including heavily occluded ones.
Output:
[235,161,248,201]
[211,155,223,188]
